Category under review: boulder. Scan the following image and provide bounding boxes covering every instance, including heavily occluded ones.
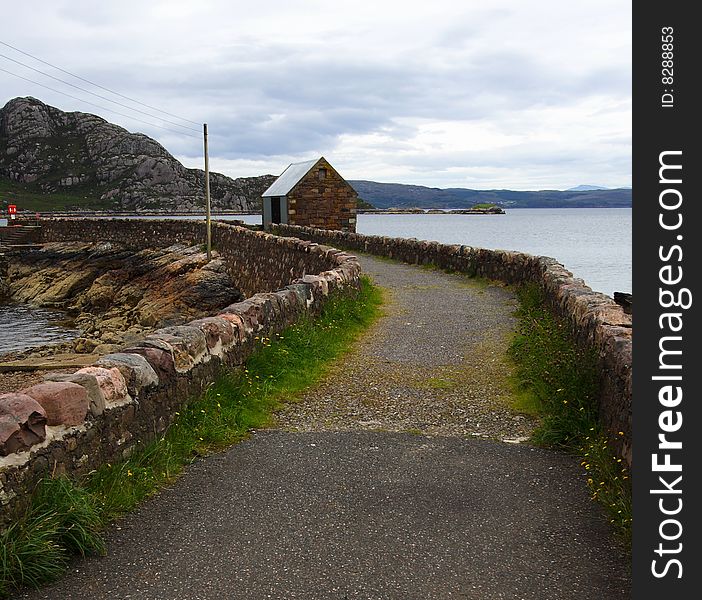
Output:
[20,382,89,427]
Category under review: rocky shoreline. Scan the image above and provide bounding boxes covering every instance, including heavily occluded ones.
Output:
[0,241,244,372]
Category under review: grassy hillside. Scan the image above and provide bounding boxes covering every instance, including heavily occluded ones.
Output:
[0,179,112,212]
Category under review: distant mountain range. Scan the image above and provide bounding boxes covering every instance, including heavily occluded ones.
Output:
[349,181,632,210]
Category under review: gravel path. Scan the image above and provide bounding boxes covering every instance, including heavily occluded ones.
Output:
[275,254,536,441]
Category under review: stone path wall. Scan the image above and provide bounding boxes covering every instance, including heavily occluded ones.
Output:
[0,219,360,524]
[272,224,632,468]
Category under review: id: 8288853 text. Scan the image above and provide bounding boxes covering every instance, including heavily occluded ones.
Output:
[661,26,674,108]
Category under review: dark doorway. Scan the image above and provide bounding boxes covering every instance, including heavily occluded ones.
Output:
[271,197,282,224]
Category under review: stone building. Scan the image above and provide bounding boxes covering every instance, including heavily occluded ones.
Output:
[261,157,357,231]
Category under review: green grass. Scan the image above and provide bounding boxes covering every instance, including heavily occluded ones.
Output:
[0,477,105,595]
[418,377,457,390]
[470,203,498,210]
[509,283,631,545]
[0,277,383,596]
[0,179,112,212]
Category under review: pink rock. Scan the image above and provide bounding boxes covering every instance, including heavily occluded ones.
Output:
[122,346,175,380]
[21,382,89,427]
[76,366,129,404]
[0,416,22,455]
[0,392,48,455]
[218,313,247,340]
[189,316,236,350]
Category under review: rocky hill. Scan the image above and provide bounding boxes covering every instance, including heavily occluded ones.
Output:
[0,97,274,212]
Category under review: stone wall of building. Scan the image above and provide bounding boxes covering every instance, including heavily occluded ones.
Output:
[287,158,357,232]
[0,219,361,524]
[272,224,632,468]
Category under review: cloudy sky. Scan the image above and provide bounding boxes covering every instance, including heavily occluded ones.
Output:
[1,0,631,190]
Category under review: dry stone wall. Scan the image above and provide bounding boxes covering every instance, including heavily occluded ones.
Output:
[272,224,633,468]
[0,219,360,524]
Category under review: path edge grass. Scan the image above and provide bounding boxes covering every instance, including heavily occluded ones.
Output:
[508,283,632,547]
[0,276,383,597]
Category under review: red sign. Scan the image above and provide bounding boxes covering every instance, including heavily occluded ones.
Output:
[8,205,16,215]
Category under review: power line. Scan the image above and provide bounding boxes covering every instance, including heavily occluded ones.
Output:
[0,66,201,139]
[0,39,201,127]
[0,51,200,134]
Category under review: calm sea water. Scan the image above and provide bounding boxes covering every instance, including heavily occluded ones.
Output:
[233,209,632,297]
[0,303,78,354]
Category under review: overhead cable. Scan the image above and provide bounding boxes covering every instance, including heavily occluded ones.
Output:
[0,39,201,127]
[0,66,201,139]
[0,52,200,134]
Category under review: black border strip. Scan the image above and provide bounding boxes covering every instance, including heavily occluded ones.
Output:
[633,3,700,598]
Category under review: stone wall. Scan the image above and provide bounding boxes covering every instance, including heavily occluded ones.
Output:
[0,219,361,524]
[272,224,633,468]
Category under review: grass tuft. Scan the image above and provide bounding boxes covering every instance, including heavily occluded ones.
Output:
[0,476,106,596]
[509,283,631,545]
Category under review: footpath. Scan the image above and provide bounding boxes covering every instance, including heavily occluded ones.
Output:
[19,255,630,600]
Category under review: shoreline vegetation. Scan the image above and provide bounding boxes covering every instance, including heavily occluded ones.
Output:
[509,283,632,546]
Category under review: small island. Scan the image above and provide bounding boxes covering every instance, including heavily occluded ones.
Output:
[357,203,505,215]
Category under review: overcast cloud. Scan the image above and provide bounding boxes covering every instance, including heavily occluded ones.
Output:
[1,0,631,189]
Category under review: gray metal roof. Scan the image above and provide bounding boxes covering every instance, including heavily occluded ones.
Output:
[262,158,320,197]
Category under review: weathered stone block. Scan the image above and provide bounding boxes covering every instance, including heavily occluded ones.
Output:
[188,316,236,353]
[44,372,107,417]
[217,312,247,341]
[147,325,208,372]
[75,366,130,406]
[21,382,89,427]
[96,353,158,396]
[0,393,48,455]
[121,345,176,381]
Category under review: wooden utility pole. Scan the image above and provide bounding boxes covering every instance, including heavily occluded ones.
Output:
[203,123,212,260]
